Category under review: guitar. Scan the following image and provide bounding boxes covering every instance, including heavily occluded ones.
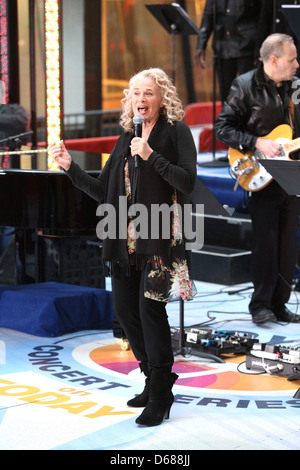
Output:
[228,124,300,191]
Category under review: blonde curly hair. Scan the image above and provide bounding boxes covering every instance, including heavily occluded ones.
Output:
[119,68,185,132]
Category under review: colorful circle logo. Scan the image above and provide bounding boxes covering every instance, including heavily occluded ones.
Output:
[88,343,299,393]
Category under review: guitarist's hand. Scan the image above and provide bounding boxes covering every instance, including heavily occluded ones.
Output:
[255,138,281,158]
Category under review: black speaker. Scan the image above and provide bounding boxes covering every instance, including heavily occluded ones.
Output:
[37,235,105,289]
[0,234,18,285]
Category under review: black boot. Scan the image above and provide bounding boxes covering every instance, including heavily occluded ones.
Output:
[135,368,178,426]
[127,362,151,408]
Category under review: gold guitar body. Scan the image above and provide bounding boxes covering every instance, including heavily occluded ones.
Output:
[228,124,295,191]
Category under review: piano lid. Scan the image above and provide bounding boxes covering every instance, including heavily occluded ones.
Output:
[0,150,102,232]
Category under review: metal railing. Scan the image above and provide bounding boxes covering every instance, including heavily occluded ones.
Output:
[37,108,122,142]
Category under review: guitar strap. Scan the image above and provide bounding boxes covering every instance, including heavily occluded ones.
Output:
[289,98,295,130]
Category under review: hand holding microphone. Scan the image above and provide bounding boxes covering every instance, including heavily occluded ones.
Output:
[131,114,152,165]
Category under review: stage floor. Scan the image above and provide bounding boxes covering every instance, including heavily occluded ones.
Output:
[0,279,300,451]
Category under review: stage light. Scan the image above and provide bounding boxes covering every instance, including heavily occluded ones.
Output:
[45,0,62,170]
[0,0,9,104]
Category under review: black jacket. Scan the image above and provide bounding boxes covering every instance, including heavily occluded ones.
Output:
[197,0,264,59]
[67,117,196,203]
[66,117,197,274]
[215,61,300,153]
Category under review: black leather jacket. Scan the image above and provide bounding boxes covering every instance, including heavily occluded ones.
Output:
[215,61,300,153]
[197,0,264,59]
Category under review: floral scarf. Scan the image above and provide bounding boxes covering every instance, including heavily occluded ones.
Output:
[124,161,197,303]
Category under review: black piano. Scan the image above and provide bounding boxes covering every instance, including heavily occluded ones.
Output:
[0,150,105,288]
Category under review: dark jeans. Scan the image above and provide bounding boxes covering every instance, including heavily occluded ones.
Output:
[216,56,255,102]
[249,181,300,315]
[112,319,125,339]
[112,267,174,369]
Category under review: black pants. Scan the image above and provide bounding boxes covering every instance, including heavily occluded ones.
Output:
[216,56,255,102]
[112,267,174,370]
[112,319,125,339]
[249,181,300,315]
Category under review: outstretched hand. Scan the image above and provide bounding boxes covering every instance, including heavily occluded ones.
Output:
[48,141,72,171]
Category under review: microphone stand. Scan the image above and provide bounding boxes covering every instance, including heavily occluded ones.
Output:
[0,130,34,149]
[198,0,228,168]
[0,131,34,168]
[212,0,217,160]
[171,23,177,83]
[272,0,277,33]
[144,3,226,364]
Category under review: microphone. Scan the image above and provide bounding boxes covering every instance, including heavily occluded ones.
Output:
[133,114,144,167]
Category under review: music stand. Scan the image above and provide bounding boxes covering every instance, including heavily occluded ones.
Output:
[281,5,300,40]
[190,179,233,217]
[146,3,199,82]
[259,160,300,196]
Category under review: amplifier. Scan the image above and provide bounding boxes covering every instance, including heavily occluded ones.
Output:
[246,343,300,380]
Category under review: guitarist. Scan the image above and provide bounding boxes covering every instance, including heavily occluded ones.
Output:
[215,33,300,324]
